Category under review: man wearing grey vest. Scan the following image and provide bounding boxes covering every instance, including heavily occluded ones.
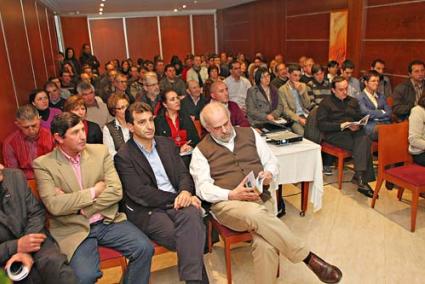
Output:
[190,102,342,284]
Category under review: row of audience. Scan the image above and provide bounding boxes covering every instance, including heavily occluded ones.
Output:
[3,48,425,283]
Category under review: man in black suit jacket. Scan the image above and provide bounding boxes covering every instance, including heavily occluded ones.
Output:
[0,164,77,283]
[114,102,208,284]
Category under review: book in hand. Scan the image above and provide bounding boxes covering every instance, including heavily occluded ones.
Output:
[245,171,264,195]
[341,114,370,130]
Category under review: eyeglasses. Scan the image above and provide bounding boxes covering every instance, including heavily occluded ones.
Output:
[115,105,129,111]
[117,80,128,84]
[146,82,159,87]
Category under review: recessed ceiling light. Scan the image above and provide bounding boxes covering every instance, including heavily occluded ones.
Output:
[194,0,198,3]
[99,8,103,11]
[173,8,178,12]
[100,3,104,7]
[102,0,106,2]
[99,12,103,15]
[182,5,187,8]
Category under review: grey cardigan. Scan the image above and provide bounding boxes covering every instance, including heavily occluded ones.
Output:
[245,85,285,126]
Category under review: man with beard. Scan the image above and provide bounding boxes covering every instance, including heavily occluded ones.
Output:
[190,102,342,284]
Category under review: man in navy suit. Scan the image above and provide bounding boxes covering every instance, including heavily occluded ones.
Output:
[357,70,392,140]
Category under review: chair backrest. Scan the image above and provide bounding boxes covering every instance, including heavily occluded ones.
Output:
[304,107,322,144]
[193,120,203,139]
[27,179,40,201]
[377,121,412,169]
[387,96,394,107]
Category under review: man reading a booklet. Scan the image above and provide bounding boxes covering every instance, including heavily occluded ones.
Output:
[317,76,376,198]
[190,102,342,284]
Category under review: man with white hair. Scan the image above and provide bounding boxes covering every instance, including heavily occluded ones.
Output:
[190,102,342,284]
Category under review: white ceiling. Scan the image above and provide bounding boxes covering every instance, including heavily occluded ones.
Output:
[40,0,255,15]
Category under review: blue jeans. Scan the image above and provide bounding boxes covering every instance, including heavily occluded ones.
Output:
[69,220,154,284]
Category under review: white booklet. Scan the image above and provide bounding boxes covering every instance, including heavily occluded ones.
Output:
[342,114,370,130]
[273,118,288,125]
[245,171,264,195]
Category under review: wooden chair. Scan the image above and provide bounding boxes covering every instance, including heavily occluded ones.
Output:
[99,246,128,272]
[27,179,40,200]
[371,121,425,232]
[387,96,394,107]
[193,119,203,139]
[208,218,253,284]
[321,142,352,189]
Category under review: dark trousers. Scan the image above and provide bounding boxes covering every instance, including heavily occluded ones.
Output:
[18,236,78,284]
[69,220,154,284]
[324,129,376,182]
[413,152,425,166]
[146,206,206,282]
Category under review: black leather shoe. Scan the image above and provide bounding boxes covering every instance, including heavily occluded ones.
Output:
[357,188,374,198]
[307,253,342,283]
[385,181,394,190]
[277,198,286,217]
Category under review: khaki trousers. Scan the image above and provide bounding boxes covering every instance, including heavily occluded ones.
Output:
[211,199,310,284]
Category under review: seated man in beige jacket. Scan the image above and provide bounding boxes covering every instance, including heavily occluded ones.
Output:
[278,64,312,135]
[33,112,154,284]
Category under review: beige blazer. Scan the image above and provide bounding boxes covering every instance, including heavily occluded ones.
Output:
[278,81,311,121]
[33,144,126,261]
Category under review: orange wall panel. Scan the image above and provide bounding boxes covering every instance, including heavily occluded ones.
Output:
[192,15,215,55]
[48,11,59,76]
[0,0,36,104]
[37,3,55,78]
[22,0,46,88]
[126,17,160,62]
[0,22,18,159]
[60,16,90,58]
[89,18,127,66]
[160,16,191,63]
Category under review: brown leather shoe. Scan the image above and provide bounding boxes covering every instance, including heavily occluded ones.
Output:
[307,253,342,283]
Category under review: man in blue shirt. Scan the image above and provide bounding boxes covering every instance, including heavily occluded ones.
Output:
[114,102,208,284]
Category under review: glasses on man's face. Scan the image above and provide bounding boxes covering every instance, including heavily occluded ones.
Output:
[146,82,159,87]
[115,105,129,111]
[118,80,128,84]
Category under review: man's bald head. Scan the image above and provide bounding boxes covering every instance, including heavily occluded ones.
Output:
[209,81,229,103]
[187,80,201,98]
[200,102,229,128]
[200,102,234,142]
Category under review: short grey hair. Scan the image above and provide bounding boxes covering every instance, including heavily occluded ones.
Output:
[143,72,158,85]
[76,81,95,94]
[16,104,39,121]
[199,102,230,129]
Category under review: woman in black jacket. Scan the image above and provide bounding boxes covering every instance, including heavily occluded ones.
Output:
[63,95,103,144]
[64,47,81,74]
[154,90,199,155]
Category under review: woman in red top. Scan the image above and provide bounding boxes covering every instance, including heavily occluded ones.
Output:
[154,90,199,154]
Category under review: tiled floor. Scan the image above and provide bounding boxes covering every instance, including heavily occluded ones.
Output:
[98,168,425,284]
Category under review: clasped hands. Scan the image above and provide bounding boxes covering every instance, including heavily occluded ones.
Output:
[174,190,201,210]
[228,171,273,201]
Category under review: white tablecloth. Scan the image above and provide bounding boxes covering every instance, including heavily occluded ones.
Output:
[268,138,323,212]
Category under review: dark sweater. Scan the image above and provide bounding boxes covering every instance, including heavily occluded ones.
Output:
[317,94,363,134]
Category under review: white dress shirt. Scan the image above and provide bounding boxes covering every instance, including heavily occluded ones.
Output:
[224,75,252,110]
[190,128,279,203]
